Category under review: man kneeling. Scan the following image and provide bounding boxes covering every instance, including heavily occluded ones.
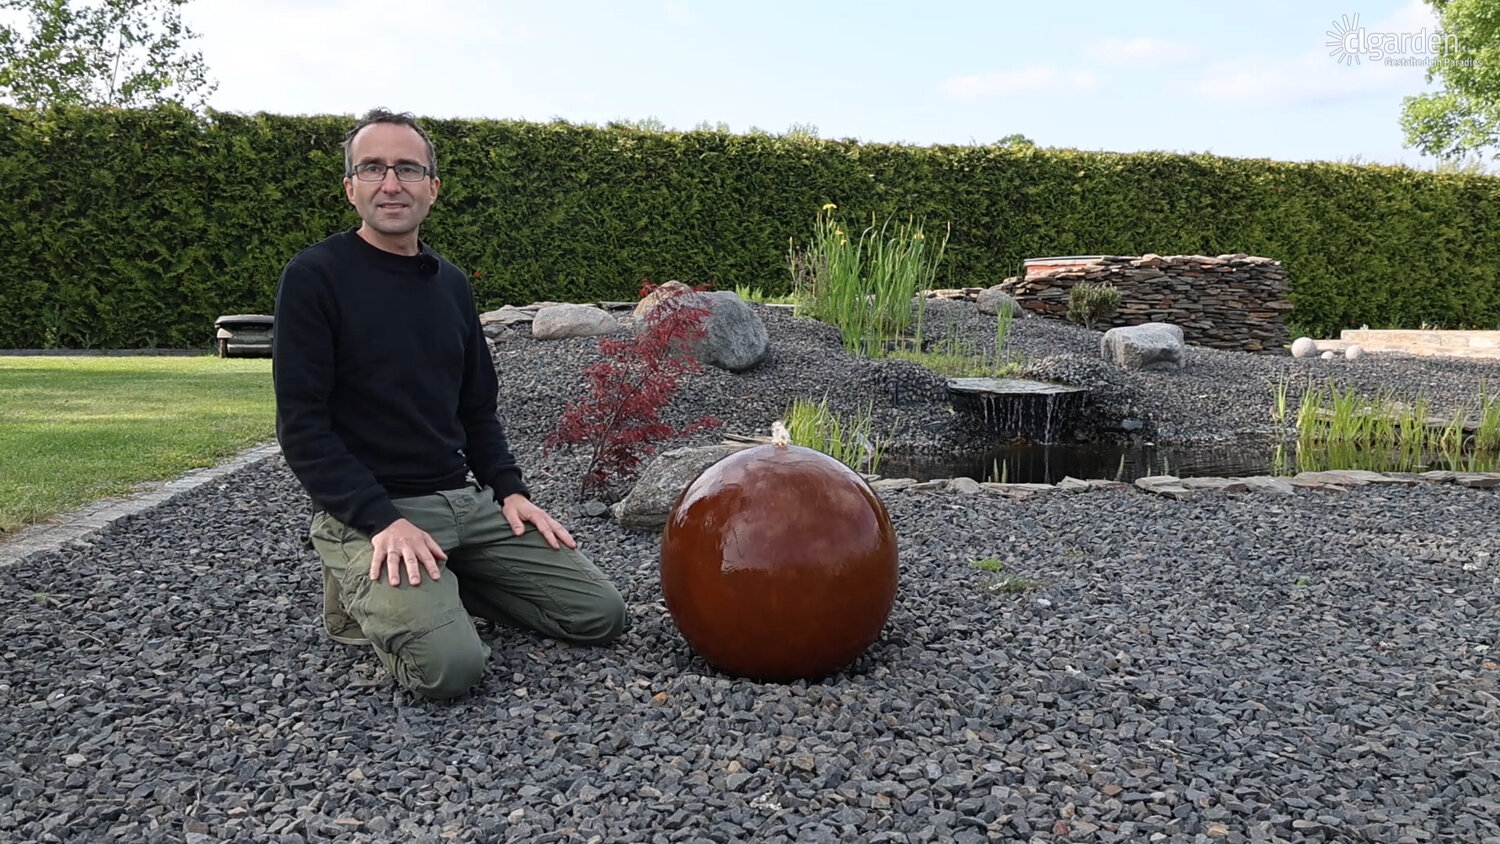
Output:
[272,108,626,699]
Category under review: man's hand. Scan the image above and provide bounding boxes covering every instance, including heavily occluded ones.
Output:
[502,494,577,550]
[370,518,448,586]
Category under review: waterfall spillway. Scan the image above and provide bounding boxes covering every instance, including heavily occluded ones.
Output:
[947,378,1090,444]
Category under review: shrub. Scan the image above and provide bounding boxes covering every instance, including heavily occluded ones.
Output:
[1067,282,1122,330]
[543,298,721,500]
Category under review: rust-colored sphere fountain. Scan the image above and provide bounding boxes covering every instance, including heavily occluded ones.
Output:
[659,423,899,682]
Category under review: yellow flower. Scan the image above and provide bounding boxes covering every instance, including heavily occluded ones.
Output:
[835,229,844,237]
[821,203,837,211]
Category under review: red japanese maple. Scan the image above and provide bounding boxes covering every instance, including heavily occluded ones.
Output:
[544,296,722,500]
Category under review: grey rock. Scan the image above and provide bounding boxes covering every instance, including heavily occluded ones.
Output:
[531,303,622,339]
[656,291,771,373]
[1243,476,1297,495]
[612,444,749,529]
[976,287,1023,318]
[1101,323,1185,371]
[480,304,542,328]
[947,477,983,495]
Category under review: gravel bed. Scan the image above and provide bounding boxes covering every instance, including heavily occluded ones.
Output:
[1,302,1497,843]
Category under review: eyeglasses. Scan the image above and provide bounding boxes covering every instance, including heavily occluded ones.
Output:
[349,162,432,182]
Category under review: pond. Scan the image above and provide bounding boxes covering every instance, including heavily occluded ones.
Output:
[879,437,1498,485]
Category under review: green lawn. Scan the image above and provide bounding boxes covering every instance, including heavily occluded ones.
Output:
[0,356,275,535]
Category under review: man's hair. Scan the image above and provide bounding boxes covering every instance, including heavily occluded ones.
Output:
[342,107,439,179]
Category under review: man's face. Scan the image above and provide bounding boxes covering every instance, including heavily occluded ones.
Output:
[343,123,441,238]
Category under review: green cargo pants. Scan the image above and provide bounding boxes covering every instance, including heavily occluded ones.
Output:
[309,483,627,700]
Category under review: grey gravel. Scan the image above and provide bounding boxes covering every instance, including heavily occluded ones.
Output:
[2,300,1497,843]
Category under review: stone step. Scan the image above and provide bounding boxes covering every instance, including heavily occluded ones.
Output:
[1332,329,1500,359]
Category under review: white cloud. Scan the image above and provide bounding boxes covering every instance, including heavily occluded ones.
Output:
[1084,36,1202,68]
[940,67,1101,100]
[663,0,698,26]
[184,0,534,118]
[1190,1,1444,107]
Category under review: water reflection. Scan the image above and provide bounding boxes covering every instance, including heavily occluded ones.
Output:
[879,438,1499,485]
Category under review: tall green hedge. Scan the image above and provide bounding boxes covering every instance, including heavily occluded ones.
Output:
[1,104,1497,348]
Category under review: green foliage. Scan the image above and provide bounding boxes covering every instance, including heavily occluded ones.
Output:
[782,393,884,475]
[885,306,1022,377]
[1284,379,1500,473]
[968,557,1044,594]
[1066,282,1122,330]
[1,106,1499,347]
[1399,0,1500,162]
[732,283,795,305]
[789,204,946,354]
[0,0,215,110]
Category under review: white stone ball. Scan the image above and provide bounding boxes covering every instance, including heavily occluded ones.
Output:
[1321,351,1336,360]
[1291,337,1318,358]
[1345,345,1366,361]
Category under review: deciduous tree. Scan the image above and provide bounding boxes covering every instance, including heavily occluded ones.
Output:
[0,0,215,109]
[1400,0,1500,161]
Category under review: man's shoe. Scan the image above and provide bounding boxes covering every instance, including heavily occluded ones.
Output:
[323,566,371,646]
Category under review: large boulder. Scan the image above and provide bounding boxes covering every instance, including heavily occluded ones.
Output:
[633,280,694,320]
[611,444,749,530]
[531,304,622,340]
[976,286,1024,317]
[648,291,770,373]
[1100,322,1185,371]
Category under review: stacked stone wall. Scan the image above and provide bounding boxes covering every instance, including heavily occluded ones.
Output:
[999,254,1292,352]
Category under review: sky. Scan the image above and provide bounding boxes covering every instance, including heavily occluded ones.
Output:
[172,0,1465,169]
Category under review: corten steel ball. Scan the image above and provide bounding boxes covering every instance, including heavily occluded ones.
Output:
[659,440,899,682]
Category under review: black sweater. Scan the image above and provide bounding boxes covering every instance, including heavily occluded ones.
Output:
[272,230,528,536]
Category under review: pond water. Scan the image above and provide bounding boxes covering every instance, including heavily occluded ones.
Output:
[879,438,1497,485]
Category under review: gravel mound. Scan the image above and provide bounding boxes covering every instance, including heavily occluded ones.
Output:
[499,300,1500,500]
[2,302,1497,843]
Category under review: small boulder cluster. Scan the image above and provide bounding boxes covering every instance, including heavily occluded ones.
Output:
[479,280,771,373]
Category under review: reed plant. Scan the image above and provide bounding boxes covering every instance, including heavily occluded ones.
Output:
[1271,375,1291,427]
[1475,386,1500,452]
[789,204,948,355]
[1280,379,1500,473]
[783,393,885,475]
[885,306,1022,378]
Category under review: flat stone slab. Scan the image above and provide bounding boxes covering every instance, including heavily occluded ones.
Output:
[1319,329,1500,360]
[1134,475,1193,499]
[1181,477,1250,492]
[947,377,1088,397]
[979,482,1061,497]
[1243,476,1297,495]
